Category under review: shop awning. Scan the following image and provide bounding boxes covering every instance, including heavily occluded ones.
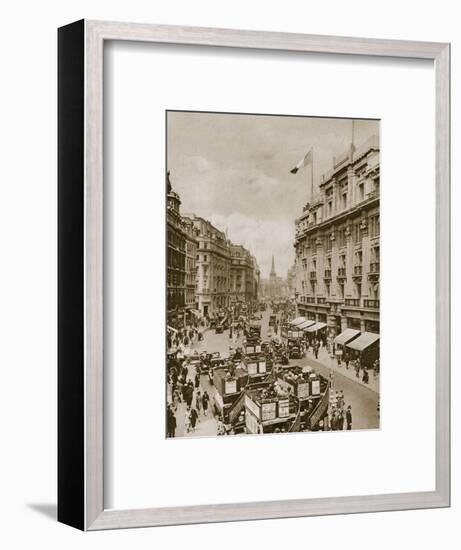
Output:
[289,317,307,326]
[346,331,379,351]
[304,322,327,333]
[334,328,361,346]
[297,320,316,330]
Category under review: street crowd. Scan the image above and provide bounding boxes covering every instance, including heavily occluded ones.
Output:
[166,356,212,438]
[166,303,378,437]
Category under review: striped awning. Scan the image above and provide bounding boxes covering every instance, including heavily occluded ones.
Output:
[289,317,307,326]
[304,322,327,333]
[334,328,361,346]
[297,320,316,330]
[346,331,379,351]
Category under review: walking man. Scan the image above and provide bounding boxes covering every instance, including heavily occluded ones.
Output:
[195,390,202,415]
[346,405,352,430]
[167,405,177,438]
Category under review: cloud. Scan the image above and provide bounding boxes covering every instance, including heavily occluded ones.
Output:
[167,112,379,279]
[189,155,217,173]
[210,211,294,278]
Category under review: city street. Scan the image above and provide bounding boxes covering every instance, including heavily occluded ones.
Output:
[169,308,379,437]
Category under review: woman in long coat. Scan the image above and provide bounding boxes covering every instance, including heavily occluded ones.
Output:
[202,391,210,416]
[189,407,198,431]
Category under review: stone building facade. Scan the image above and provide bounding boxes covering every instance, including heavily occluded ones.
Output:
[166,172,188,326]
[183,214,231,318]
[294,136,380,339]
[229,244,256,305]
[182,216,199,321]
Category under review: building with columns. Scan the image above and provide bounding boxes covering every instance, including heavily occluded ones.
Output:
[182,214,231,318]
[293,135,380,339]
[229,244,258,305]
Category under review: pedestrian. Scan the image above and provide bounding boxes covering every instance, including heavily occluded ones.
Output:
[167,406,177,438]
[189,407,198,431]
[194,371,200,389]
[185,384,194,408]
[184,407,191,433]
[195,391,202,415]
[330,410,338,431]
[373,359,379,378]
[181,380,188,402]
[362,368,369,384]
[337,409,344,430]
[345,354,350,369]
[337,390,345,410]
[355,360,360,378]
[171,367,178,389]
[172,388,181,410]
[346,405,352,430]
[202,391,210,416]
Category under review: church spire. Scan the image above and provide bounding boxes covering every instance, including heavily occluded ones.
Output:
[270,255,276,278]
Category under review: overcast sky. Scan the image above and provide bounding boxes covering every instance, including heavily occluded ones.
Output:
[167,111,378,279]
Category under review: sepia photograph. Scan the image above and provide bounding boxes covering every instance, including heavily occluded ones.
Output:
[166,111,380,438]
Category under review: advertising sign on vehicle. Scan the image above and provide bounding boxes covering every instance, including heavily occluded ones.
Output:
[278,399,290,417]
[261,402,277,421]
[225,379,237,394]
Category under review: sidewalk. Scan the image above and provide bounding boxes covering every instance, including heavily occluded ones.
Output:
[169,359,219,438]
[305,346,380,394]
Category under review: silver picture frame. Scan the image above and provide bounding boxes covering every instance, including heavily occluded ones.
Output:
[58,19,450,530]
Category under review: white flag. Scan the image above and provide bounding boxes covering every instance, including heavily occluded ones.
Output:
[290,149,313,174]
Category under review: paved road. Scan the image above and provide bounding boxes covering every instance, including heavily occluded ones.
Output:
[258,308,379,429]
[170,309,379,436]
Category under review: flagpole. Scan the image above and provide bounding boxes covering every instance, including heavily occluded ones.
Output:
[310,148,314,203]
[351,119,355,158]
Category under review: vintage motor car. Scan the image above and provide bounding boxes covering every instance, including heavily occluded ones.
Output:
[288,345,303,359]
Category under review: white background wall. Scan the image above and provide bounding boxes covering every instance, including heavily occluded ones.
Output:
[0,0,458,548]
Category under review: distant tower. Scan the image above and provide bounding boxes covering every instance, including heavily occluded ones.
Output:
[269,255,277,298]
[270,255,276,279]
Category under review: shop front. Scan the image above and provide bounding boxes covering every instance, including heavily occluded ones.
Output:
[345,331,380,368]
[304,321,327,345]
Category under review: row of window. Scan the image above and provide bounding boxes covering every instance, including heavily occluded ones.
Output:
[167,229,186,252]
[298,215,380,257]
[300,279,379,301]
[167,271,185,288]
[301,247,379,272]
